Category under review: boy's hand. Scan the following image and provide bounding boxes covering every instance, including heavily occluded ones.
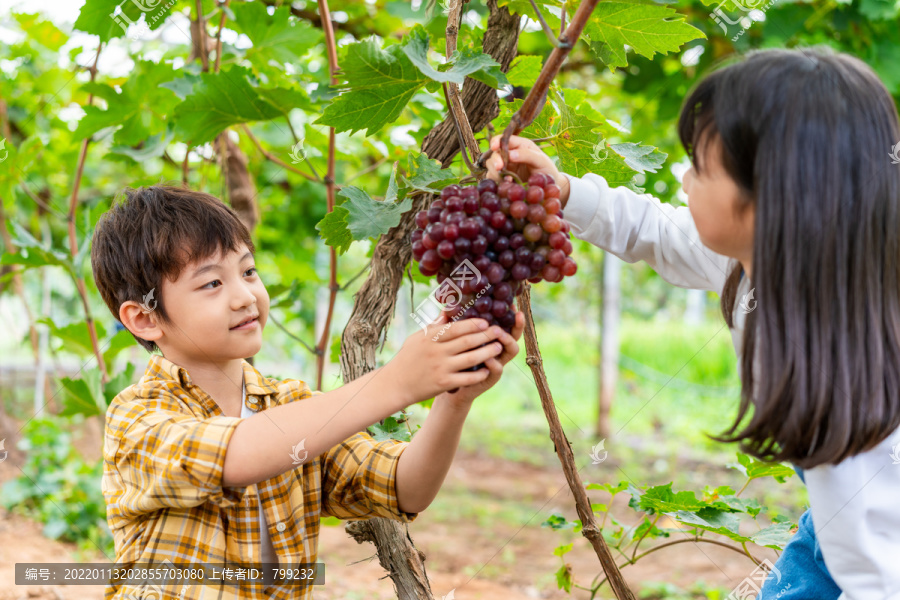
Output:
[438,308,525,409]
[386,316,507,405]
[486,135,571,207]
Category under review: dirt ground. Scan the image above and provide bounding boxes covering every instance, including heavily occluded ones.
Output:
[0,421,777,600]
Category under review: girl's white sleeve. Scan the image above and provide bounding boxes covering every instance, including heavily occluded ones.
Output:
[805,428,900,600]
[563,173,733,292]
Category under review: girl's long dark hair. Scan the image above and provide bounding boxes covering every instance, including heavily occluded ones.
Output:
[678,47,900,468]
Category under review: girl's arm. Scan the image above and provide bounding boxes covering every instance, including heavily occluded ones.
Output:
[564,172,733,292]
[489,135,733,293]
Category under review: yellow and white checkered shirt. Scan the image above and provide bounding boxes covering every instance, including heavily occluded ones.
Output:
[102,354,417,599]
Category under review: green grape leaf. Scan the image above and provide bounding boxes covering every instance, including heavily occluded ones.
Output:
[555,564,574,593]
[637,483,706,514]
[172,67,284,144]
[403,152,456,192]
[610,142,667,173]
[368,413,411,442]
[315,38,428,136]
[506,55,544,88]
[231,2,323,66]
[585,3,705,70]
[74,0,173,43]
[674,508,746,539]
[402,25,508,88]
[749,521,796,550]
[339,184,413,241]
[59,369,105,418]
[315,206,354,255]
[729,452,796,483]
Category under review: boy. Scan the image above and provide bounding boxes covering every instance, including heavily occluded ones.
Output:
[90,185,523,599]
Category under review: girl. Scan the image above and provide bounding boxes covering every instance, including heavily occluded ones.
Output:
[488,47,900,599]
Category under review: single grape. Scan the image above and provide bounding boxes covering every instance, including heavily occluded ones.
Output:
[437,240,455,259]
[523,223,543,242]
[511,263,530,280]
[474,255,492,272]
[507,184,525,202]
[426,222,445,242]
[509,201,528,219]
[475,295,492,314]
[454,237,472,254]
[544,197,561,215]
[415,211,429,229]
[421,249,442,271]
[410,229,424,243]
[542,214,563,233]
[493,236,510,252]
[494,282,512,300]
[441,184,461,199]
[463,197,479,215]
[498,250,516,268]
[422,234,437,250]
[472,236,488,255]
[515,246,532,264]
[481,192,500,212]
[478,179,498,195]
[444,223,460,241]
[549,231,567,250]
[548,249,566,266]
[498,180,512,199]
[542,264,561,281]
[561,258,577,277]
[460,218,481,239]
[427,207,442,223]
[526,186,544,204]
[487,263,506,284]
[544,183,561,199]
[509,233,526,250]
[527,204,546,224]
[412,240,426,261]
[446,196,464,212]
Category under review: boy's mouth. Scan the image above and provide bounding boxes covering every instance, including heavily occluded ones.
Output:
[230,315,259,330]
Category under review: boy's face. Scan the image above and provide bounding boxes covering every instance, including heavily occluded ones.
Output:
[683,135,755,267]
[154,243,269,362]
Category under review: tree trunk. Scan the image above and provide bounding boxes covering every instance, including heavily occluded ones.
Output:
[340,2,520,598]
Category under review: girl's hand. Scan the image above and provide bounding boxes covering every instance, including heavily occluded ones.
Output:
[438,308,525,409]
[486,135,571,207]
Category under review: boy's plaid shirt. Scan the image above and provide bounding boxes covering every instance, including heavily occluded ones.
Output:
[102,354,418,599]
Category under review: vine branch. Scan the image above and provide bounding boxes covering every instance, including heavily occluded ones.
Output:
[497,0,600,168]
[315,0,341,392]
[69,43,109,384]
[518,284,634,600]
[240,124,320,182]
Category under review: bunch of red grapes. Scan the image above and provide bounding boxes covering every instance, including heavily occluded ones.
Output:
[410,174,577,334]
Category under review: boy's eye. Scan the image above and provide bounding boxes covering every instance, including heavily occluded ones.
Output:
[244,267,257,277]
[202,280,222,289]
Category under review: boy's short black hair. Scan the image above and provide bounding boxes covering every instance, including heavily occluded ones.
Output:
[91,185,255,352]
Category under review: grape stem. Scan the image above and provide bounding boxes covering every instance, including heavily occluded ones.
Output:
[499,0,601,170]
[519,283,637,600]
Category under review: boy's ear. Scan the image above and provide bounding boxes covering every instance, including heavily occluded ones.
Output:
[119,300,163,344]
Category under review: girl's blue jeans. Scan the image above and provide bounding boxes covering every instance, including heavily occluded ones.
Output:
[758,469,842,599]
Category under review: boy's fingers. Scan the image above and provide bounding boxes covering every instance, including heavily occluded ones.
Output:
[445,368,491,390]
[450,341,503,371]
[435,317,489,341]
[445,327,503,354]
